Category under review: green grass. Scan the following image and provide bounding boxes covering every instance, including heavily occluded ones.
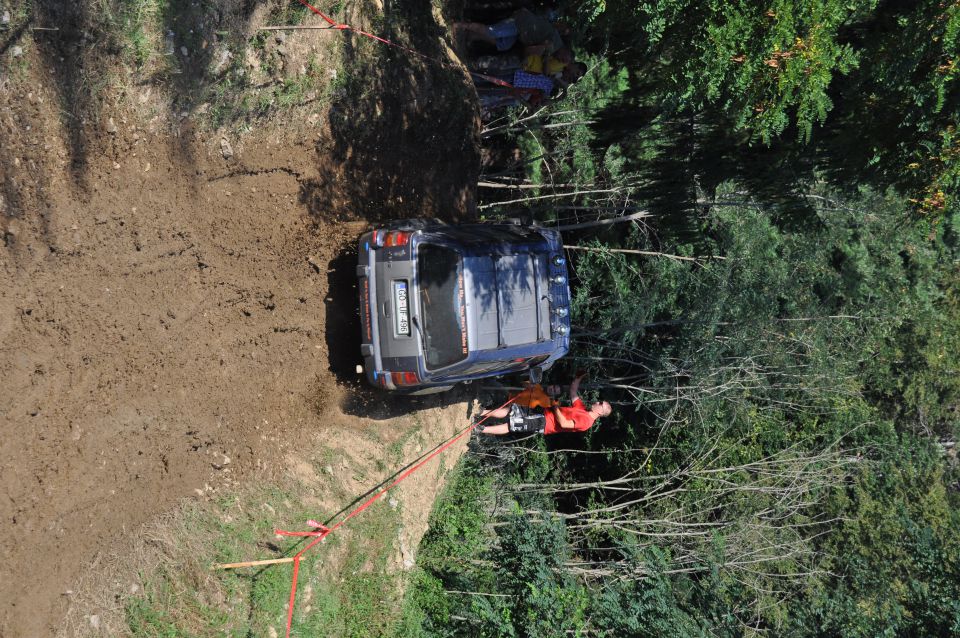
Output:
[9,0,32,23]
[0,0,31,78]
[126,589,183,638]
[387,418,423,463]
[393,458,497,636]
[267,0,311,26]
[120,0,162,68]
[202,14,342,132]
[125,480,408,638]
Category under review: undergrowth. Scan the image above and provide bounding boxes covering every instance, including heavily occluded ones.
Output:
[125,482,406,638]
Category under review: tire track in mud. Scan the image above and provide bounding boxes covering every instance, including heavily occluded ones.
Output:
[0,130,374,634]
[1,23,479,631]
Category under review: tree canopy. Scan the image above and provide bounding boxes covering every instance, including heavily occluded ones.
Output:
[401,1,959,635]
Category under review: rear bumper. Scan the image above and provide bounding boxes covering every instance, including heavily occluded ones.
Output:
[357,235,441,392]
[357,234,384,387]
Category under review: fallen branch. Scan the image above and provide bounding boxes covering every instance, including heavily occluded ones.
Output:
[482,120,596,138]
[212,556,296,570]
[478,188,636,211]
[563,244,723,262]
[553,211,651,231]
[478,181,597,190]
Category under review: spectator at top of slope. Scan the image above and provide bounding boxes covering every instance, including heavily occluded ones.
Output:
[473,57,588,116]
[472,46,572,78]
[454,7,565,55]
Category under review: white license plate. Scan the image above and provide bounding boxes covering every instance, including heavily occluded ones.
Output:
[393,281,410,336]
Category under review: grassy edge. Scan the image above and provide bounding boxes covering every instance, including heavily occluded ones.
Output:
[120,472,409,638]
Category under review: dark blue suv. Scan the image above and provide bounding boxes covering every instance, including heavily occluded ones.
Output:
[357,219,571,393]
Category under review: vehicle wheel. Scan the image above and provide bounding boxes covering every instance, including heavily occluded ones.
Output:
[404,384,455,396]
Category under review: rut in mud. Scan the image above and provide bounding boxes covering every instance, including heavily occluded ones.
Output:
[0,12,480,633]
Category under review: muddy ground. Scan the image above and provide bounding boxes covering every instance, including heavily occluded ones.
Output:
[0,12,480,634]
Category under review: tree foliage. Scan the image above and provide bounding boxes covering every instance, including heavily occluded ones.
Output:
[581,0,960,215]
[403,1,960,635]
[406,187,960,635]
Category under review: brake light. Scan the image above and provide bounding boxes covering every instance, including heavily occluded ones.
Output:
[374,230,411,247]
[390,371,419,386]
[383,231,410,247]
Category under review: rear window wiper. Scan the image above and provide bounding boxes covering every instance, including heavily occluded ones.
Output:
[411,315,428,346]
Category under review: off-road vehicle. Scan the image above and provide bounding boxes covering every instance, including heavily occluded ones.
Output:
[357,219,571,393]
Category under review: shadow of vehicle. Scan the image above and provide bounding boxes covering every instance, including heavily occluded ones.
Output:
[339,381,477,420]
[325,247,364,384]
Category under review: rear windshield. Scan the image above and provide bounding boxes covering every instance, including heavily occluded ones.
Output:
[417,245,467,369]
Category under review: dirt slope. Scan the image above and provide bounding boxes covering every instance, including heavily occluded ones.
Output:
[0,52,479,636]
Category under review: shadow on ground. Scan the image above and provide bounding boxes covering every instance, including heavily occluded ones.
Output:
[324,247,364,384]
[3,0,274,229]
[10,0,482,422]
[22,1,258,177]
[298,0,480,225]
[302,0,481,419]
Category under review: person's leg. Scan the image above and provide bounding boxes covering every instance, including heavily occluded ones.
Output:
[453,22,498,47]
[480,423,510,435]
[479,406,511,419]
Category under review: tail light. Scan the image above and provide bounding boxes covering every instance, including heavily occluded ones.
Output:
[390,371,419,386]
[374,230,411,247]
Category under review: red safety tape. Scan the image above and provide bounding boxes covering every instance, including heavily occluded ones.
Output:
[276,394,518,638]
[297,0,444,66]
[294,0,530,96]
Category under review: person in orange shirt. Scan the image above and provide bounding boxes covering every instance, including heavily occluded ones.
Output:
[478,373,612,436]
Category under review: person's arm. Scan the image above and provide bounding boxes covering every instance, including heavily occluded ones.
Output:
[523,43,549,57]
[551,405,576,429]
[569,373,586,402]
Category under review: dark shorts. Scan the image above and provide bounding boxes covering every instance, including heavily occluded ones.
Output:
[508,403,546,434]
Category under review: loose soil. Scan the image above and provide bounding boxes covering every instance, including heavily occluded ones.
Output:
[0,19,480,635]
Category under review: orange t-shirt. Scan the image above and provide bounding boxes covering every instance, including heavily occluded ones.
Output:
[543,398,596,435]
[512,384,556,409]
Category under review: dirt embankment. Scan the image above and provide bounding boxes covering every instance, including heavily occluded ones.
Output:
[0,25,479,636]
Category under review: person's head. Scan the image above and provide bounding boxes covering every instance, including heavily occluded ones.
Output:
[592,401,612,417]
[562,61,587,83]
